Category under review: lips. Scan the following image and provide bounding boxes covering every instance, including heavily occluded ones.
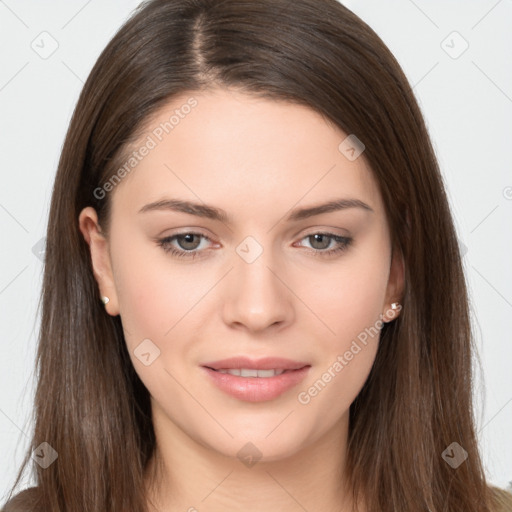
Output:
[201,356,311,402]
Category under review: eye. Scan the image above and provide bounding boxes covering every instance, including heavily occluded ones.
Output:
[295,232,353,257]
[157,231,353,260]
[157,232,213,259]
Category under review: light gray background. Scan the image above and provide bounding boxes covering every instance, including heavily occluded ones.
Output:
[1,0,511,500]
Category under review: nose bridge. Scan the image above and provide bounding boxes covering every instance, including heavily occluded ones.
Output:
[222,234,294,331]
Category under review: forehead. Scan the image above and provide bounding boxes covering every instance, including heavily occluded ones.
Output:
[109,87,384,221]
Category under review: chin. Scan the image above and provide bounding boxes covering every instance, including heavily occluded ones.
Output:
[204,428,312,465]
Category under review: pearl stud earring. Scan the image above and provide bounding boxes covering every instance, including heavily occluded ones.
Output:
[101,296,110,305]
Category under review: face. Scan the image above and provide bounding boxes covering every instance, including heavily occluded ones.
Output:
[79,87,403,463]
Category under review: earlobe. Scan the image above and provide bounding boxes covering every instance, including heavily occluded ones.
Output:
[78,207,120,316]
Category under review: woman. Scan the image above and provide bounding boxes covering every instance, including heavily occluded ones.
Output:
[3,0,511,510]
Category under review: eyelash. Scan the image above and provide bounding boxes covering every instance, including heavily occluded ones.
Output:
[157,231,353,260]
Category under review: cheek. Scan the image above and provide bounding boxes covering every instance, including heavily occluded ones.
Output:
[110,243,201,400]
[305,251,390,347]
[110,223,208,334]
[296,245,389,406]
[296,282,384,432]
[109,231,182,345]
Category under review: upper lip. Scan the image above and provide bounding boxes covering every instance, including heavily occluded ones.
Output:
[202,357,310,371]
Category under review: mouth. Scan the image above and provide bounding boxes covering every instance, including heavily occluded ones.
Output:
[200,358,311,402]
[202,356,309,372]
[204,367,302,377]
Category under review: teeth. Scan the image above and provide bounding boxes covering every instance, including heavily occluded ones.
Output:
[215,368,286,377]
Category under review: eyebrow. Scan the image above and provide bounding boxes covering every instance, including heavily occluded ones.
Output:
[138,197,374,223]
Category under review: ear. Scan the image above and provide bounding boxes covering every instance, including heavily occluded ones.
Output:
[382,243,405,323]
[78,207,120,316]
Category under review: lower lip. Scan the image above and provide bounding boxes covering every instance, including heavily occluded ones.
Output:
[201,366,311,402]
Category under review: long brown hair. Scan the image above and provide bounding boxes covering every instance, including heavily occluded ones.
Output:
[3,0,511,511]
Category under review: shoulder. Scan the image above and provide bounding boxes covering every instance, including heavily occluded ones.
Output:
[489,485,512,512]
[1,487,38,512]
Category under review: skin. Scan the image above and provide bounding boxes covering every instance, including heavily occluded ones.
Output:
[79,87,404,512]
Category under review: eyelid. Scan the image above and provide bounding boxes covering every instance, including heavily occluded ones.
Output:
[296,225,350,238]
[161,230,218,248]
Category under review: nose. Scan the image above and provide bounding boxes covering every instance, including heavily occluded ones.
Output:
[221,246,295,333]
